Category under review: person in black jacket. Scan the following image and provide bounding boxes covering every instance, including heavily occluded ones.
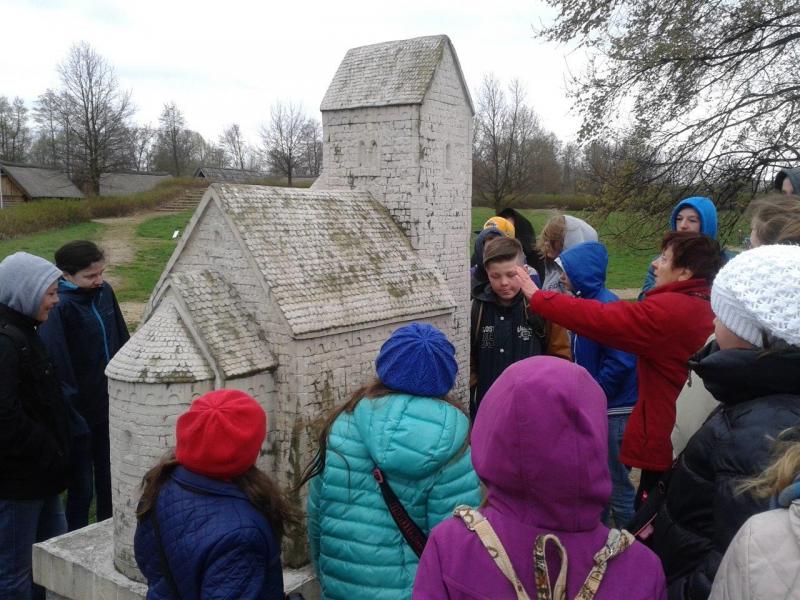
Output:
[39,241,129,530]
[0,252,71,600]
[650,244,800,600]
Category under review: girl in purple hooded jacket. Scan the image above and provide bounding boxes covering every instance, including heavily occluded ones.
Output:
[413,356,666,600]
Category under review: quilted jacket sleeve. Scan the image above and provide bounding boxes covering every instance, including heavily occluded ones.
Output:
[425,448,481,530]
[201,527,282,600]
[708,519,751,600]
[307,474,322,569]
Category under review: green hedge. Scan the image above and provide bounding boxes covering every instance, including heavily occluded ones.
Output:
[0,178,207,240]
[0,199,91,239]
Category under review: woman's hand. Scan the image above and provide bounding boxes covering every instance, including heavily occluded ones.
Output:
[515,265,540,301]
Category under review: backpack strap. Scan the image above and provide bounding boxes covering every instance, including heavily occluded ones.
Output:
[0,322,31,357]
[534,529,635,600]
[454,506,531,600]
[373,466,428,557]
[149,498,183,600]
[471,300,484,347]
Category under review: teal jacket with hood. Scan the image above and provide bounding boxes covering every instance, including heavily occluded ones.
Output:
[639,197,725,299]
[307,392,480,600]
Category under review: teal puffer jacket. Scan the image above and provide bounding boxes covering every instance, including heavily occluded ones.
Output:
[307,393,481,600]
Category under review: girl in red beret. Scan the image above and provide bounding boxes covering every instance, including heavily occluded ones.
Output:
[133,389,297,600]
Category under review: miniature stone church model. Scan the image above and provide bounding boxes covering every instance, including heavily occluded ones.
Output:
[103,34,473,583]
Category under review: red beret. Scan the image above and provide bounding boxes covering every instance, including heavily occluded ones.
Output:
[176,389,267,479]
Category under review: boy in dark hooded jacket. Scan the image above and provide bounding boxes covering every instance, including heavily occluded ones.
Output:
[470,237,569,421]
[558,241,638,526]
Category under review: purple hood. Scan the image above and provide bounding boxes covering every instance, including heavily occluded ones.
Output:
[413,357,667,600]
[472,356,610,530]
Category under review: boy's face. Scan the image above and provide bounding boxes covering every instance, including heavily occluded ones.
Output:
[486,259,522,301]
[559,270,574,292]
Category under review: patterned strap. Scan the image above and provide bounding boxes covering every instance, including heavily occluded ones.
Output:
[534,528,635,600]
[454,505,531,600]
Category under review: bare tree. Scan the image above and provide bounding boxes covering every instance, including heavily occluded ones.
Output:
[260,101,306,186]
[127,125,155,171]
[299,118,322,177]
[0,96,32,162]
[472,75,545,211]
[220,123,250,170]
[32,90,62,168]
[540,0,800,212]
[57,41,135,194]
[155,102,197,176]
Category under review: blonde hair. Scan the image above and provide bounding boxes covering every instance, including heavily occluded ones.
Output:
[739,428,800,499]
[747,193,800,246]
[537,214,566,256]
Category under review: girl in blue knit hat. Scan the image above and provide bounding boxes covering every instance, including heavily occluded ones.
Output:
[298,322,481,600]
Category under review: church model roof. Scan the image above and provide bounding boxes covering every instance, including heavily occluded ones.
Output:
[196,184,455,337]
[320,34,473,112]
[108,269,275,384]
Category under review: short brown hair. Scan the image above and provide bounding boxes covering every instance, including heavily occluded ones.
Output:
[662,231,722,284]
[483,237,524,267]
[747,192,800,246]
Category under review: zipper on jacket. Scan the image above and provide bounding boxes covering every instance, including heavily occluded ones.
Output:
[91,296,111,363]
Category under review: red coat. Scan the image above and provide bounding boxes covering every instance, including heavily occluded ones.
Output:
[528,279,714,471]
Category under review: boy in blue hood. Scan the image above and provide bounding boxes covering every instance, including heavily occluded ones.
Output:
[638,197,720,299]
[558,241,638,526]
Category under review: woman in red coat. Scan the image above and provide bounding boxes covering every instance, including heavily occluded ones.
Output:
[515,231,722,505]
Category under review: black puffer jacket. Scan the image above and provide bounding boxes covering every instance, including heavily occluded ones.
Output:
[651,343,800,600]
[0,304,71,500]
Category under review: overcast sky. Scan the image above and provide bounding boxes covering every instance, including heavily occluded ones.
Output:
[2,0,585,146]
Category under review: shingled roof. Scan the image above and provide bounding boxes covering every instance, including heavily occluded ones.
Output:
[99,171,172,196]
[0,162,84,199]
[193,166,268,183]
[110,269,275,384]
[320,34,473,112]
[170,184,455,338]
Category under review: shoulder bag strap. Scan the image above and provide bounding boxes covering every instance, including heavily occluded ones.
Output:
[373,466,428,557]
[574,529,635,600]
[149,500,183,600]
[454,505,531,600]
[533,533,568,600]
[472,300,484,346]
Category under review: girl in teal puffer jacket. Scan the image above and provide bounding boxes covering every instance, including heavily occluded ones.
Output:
[299,323,481,600]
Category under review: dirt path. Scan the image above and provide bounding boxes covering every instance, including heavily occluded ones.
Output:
[94,211,176,327]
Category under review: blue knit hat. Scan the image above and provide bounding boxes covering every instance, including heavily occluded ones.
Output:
[375,323,457,398]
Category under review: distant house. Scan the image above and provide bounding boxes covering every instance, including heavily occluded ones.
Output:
[99,171,173,197]
[193,166,268,183]
[0,161,84,206]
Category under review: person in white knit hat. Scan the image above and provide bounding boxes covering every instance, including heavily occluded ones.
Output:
[648,244,800,600]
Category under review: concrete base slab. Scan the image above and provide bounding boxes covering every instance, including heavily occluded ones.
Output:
[33,519,319,600]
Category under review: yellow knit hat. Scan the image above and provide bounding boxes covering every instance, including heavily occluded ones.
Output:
[483,216,515,238]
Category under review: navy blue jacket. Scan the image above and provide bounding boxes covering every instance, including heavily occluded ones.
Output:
[652,344,800,600]
[559,242,638,414]
[134,466,284,600]
[38,280,129,427]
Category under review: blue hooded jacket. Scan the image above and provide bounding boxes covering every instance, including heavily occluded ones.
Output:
[38,279,129,427]
[559,242,638,414]
[639,197,720,298]
[669,197,718,239]
[135,466,283,600]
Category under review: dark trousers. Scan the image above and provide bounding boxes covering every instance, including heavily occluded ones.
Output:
[65,420,112,530]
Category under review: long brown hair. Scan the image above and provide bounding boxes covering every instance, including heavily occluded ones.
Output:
[136,451,300,541]
[294,378,467,492]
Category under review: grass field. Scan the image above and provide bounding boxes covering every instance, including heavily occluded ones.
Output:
[0,221,106,262]
[112,211,194,303]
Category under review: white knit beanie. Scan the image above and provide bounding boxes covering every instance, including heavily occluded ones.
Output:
[711,245,800,347]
